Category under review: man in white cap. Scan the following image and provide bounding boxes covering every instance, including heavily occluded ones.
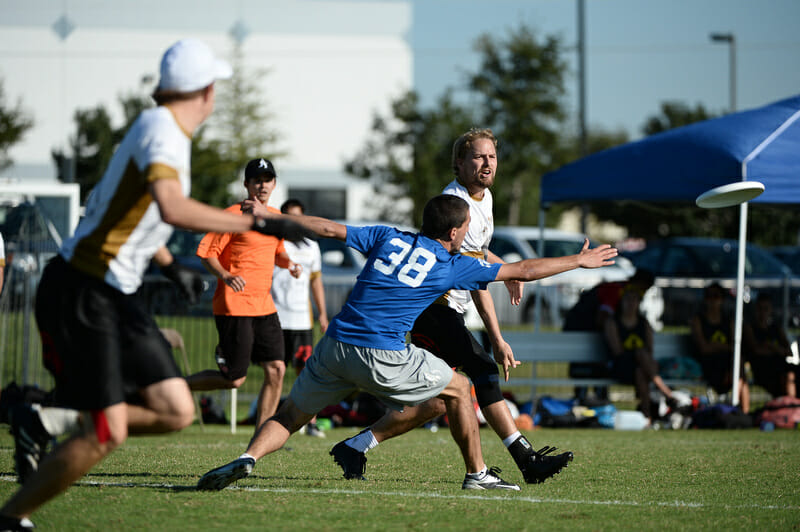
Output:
[0,39,308,531]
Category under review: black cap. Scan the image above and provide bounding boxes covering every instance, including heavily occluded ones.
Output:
[245,158,277,180]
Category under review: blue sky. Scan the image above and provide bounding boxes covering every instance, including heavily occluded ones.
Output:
[411,0,800,140]
[2,0,799,172]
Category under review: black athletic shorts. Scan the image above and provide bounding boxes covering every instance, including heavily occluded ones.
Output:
[410,303,502,407]
[282,329,314,369]
[213,313,284,380]
[35,256,181,411]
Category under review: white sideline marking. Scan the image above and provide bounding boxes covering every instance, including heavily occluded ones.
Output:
[2,476,798,511]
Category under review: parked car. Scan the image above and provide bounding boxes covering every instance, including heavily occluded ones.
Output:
[488,226,663,328]
[771,246,800,275]
[622,237,800,327]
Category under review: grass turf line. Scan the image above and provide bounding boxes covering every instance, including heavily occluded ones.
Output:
[0,425,797,530]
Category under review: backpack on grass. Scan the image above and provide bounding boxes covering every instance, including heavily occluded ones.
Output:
[757,395,800,428]
[691,403,754,429]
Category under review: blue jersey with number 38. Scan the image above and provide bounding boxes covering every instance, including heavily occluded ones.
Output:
[326,225,502,350]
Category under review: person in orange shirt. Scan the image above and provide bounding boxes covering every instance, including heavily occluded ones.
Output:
[186,158,301,429]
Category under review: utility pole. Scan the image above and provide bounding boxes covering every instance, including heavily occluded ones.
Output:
[710,32,737,112]
[577,0,589,234]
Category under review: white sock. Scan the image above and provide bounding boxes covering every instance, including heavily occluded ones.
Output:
[33,405,80,436]
[466,466,488,479]
[502,431,522,448]
[238,453,255,461]
[345,430,379,453]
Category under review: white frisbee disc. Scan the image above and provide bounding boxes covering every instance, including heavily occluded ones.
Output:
[695,181,765,209]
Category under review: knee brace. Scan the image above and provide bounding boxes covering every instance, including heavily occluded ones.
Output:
[471,373,504,409]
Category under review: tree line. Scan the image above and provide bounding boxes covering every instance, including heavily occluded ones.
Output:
[1,25,797,245]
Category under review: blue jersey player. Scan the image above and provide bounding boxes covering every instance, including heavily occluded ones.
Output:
[197,194,617,491]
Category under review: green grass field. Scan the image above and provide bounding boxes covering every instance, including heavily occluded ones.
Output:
[0,424,798,530]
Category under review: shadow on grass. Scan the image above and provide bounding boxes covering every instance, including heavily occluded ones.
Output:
[73,469,457,493]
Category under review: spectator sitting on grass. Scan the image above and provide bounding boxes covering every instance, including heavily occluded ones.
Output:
[603,284,675,425]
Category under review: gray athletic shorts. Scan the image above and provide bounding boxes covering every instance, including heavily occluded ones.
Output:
[290,335,453,414]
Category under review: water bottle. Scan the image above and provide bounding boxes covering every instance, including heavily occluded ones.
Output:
[613,410,648,431]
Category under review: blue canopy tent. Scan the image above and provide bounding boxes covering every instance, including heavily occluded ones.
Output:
[541,94,800,205]
[537,94,800,406]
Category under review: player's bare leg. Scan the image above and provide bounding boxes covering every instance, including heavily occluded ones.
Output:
[127,378,195,434]
[254,360,286,427]
[370,398,445,442]
[196,398,313,490]
[2,403,127,519]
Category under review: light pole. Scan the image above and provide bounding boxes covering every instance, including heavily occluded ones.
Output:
[710,32,736,112]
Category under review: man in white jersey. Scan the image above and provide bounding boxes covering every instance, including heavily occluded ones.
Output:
[271,198,329,437]
[196,194,616,491]
[332,128,572,485]
[0,38,309,531]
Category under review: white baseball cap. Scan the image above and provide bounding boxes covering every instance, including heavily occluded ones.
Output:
[156,39,233,92]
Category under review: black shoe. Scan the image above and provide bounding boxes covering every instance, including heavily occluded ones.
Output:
[462,466,521,491]
[0,514,35,531]
[519,445,574,484]
[329,441,366,480]
[9,404,50,485]
[196,457,255,490]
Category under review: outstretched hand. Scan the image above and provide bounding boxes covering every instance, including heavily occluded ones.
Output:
[577,238,618,269]
[242,199,316,243]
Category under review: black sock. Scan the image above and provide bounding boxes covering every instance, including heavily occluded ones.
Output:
[0,514,33,531]
[508,435,534,468]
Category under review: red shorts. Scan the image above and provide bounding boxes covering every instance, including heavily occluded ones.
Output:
[282,329,314,369]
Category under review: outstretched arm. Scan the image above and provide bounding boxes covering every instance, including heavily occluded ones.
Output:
[151,179,309,241]
[242,199,347,241]
[495,239,617,282]
[151,178,253,233]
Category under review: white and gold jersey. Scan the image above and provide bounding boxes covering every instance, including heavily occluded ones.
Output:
[60,106,191,294]
[439,179,494,314]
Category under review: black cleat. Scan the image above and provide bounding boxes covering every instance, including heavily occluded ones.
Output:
[330,441,366,480]
[9,404,50,485]
[196,457,255,490]
[0,514,34,531]
[519,445,574,484]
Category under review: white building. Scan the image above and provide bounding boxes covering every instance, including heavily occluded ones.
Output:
[0,0,413,223]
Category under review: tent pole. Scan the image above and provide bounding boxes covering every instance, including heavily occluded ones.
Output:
[731,201,748,407]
